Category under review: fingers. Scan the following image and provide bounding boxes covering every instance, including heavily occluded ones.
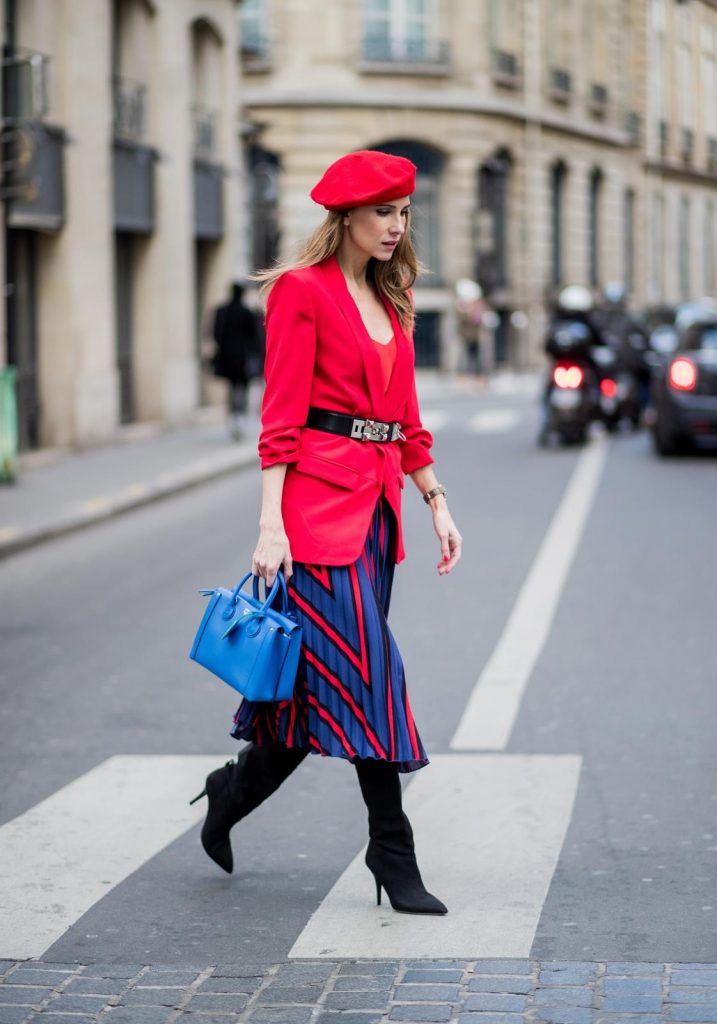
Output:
[437,530,462,576]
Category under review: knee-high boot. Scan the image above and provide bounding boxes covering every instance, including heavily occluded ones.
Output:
[191,743,308,873]
[354,758,447,915]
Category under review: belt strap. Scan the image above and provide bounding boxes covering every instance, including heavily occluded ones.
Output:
[306,408,404,443]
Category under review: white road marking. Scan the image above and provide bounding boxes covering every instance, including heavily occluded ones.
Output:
[451,435,609,751]
[420,410,448,433]
[468,409,522,434]
[0,755,223,959]
[289,753,581,959]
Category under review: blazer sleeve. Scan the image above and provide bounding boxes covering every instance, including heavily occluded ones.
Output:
[399,369,434,474]
[258,272,317,469]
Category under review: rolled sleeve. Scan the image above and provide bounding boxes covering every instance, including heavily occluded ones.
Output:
[399,372,434,474]
[258,273,317,469]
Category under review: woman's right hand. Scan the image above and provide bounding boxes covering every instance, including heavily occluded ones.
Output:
[252,521,293,587]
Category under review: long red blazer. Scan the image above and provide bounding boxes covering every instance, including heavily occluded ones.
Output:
[259,253,434,566]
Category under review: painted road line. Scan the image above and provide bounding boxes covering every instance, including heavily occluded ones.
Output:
[451,434,609,751]
[290,753,581,959]
[0,755,223,959]
[420,410,448,433]
[468,409,522,434]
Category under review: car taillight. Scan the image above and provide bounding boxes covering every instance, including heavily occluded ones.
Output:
[600,378,618,398]
[553,364,584,389]
[668,357,697,391]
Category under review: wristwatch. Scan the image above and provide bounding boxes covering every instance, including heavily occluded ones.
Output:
[423,484,447,504]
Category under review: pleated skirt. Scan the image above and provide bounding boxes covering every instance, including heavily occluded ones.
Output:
[231,498,428,773]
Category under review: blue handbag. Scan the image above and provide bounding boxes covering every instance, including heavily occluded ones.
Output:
[189,571,302,702]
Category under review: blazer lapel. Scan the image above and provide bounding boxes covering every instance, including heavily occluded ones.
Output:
[320,255,388,414]
[382,299,412,417]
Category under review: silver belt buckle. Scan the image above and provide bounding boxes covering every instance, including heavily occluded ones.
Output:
[363,418,389,442]
[350,418,366,440]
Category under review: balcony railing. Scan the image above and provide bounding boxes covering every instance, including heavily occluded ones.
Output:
[492,49,521,88]
[192,105,218,162]
[360,35,450,71]
[112,76,146,142]
[549,66,572,102]
[659,119,669,159]
[240,30,271,68]
[1,48,50,122]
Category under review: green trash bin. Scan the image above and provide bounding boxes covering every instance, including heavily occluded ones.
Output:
[0,366,18,483]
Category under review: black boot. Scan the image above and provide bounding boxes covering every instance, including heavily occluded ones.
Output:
[190,742,308,873]
[354,758,447,915]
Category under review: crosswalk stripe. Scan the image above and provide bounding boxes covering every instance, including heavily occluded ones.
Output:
[289,753,581,959]
[468,409,522,433]
[0,755,222,959]
[451,435,608,751]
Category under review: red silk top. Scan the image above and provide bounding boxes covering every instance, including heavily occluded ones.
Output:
[373,335,396,393]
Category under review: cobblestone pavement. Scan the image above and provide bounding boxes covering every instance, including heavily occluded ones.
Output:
[2,959,717,1024]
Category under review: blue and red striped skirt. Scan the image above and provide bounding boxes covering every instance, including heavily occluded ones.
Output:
[231,498,428,773]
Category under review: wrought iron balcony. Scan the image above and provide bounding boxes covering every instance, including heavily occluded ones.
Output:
[240,32,271,69]
[492,49,521,88]
[112,76,146,142]
[360,35,450,72]
[549,66,571,102]
[1,48,50,122]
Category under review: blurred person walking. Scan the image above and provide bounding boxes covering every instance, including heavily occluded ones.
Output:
[211,283,264,439]
[192,150,462,916]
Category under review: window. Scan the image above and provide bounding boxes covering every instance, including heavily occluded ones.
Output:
[374,140,443,279]
[702,24,717,143]
[547,0,571,72]
[476,151,511,295]
[550,162,566,287]
[705,199,715,296]
[624,189,635,294]
[677,5,693,130]
[650,0,666,147]
[362,0,440,63]
[248,145,280,272]
[239,0,268,58]
[650,191,665,299]
[678,195,691,300]
[589,169,602,289]
[490,0,520,59]
[587,1,609,93]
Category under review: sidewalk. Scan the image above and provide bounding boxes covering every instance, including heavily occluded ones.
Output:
[0,370,539,561]
[0,956,714,1024]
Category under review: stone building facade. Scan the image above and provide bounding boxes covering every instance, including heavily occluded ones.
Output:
[239,0,717,370]
[1,0,243,451]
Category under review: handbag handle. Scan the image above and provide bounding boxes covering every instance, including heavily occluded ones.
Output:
[251,571,289,613]
[221,570,290,639]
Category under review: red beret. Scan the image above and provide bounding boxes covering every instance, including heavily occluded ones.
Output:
[310,150,416,211]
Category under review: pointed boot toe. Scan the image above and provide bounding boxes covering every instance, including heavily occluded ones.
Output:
[200,829,234,874]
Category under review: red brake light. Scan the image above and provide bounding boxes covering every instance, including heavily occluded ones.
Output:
[600,378,618,398]
[669,357,697,391]
[554,364,584,389]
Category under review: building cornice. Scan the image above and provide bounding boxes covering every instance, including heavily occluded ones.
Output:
[241,88,632,149]
[644,159,717,185]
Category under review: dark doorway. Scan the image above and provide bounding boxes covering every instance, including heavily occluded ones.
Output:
[413,311,440,367]
[6,229,40,450]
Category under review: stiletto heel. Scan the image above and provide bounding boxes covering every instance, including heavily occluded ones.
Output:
[375,876,382,906]
[189,788,207,806]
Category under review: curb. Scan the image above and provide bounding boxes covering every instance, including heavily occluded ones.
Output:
[0,447,259,562]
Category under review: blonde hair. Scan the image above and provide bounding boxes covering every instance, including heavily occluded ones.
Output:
[251,209,421,333]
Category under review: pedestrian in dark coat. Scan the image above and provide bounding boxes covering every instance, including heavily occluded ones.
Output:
[212,283,263,438]
[193,150,462,916]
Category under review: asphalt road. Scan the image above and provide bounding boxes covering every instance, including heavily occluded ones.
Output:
[1,383,716,967]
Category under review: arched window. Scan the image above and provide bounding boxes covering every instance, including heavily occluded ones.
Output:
[550,161,567,287]
[476,149,512,295]
[371,140,444,280]
[248,145,280,272]
[589,168,602,288]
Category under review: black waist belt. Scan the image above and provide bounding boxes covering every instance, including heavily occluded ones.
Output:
[306,407,404,443]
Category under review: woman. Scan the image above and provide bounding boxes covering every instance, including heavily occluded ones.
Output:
[193,150,462,916]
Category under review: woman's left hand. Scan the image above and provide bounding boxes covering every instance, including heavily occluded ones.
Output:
[431,502,462,575]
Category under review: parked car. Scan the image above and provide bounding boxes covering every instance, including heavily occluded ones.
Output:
[650,306,717,455]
